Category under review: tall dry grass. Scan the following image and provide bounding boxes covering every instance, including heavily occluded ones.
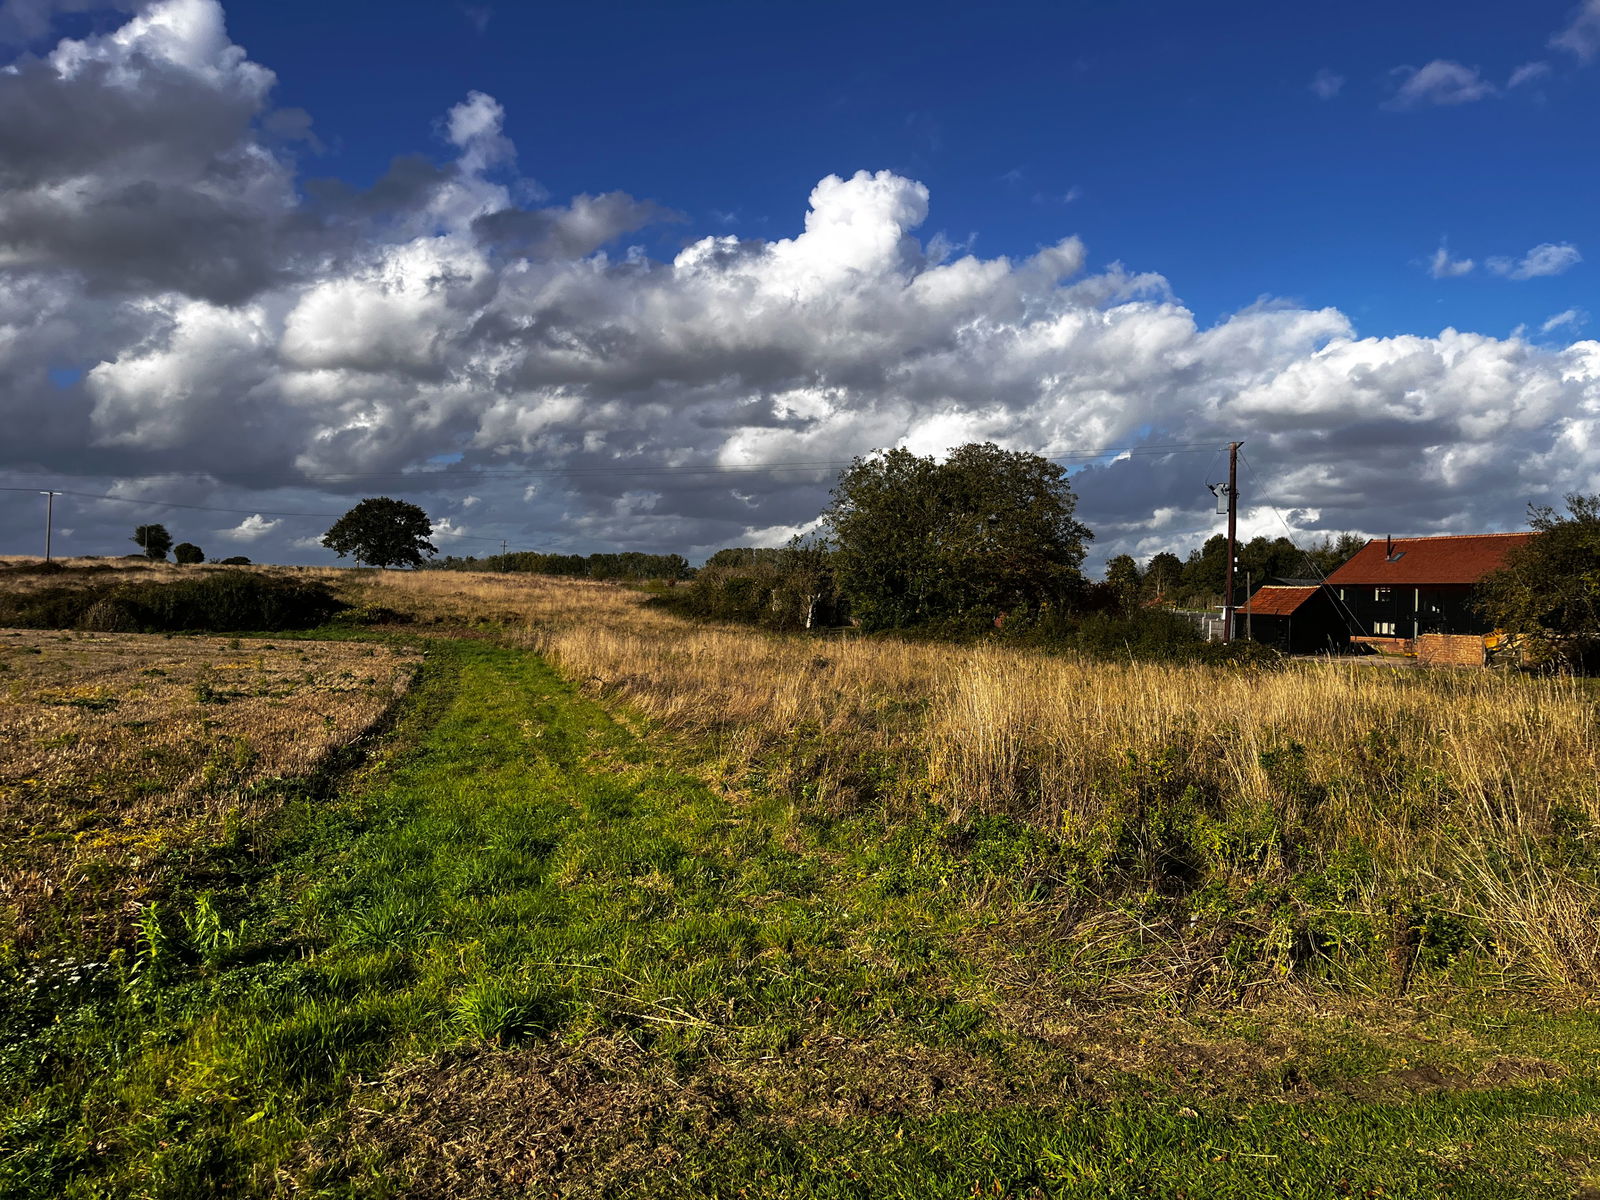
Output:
[357,569,1600,992]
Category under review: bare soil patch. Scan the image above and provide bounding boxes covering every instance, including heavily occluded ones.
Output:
[344,1032,1066,1200]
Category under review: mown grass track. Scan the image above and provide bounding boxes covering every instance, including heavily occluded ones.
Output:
[2,638,1597,1197]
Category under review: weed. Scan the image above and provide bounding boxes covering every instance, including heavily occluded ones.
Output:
[452,975,567,1044]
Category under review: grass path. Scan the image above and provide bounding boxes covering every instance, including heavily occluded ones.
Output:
[2,639,1597,1197]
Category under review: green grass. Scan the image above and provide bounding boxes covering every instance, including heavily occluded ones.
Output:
[1,639,1596,1197]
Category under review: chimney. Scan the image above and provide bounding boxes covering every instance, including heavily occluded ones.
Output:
[1385,534,1393,559]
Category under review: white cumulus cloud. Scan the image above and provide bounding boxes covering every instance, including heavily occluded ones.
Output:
[1428,246,1475,278]
[1541,308,1587,333]
[1487,242,1582,279]
[1508,60,1551,87]
[1387,60,1496,108]
[1552,0,1600,61]
[223,513,280,541]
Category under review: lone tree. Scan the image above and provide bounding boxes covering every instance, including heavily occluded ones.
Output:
[173,542,205,565]
[1479,495,1600,668]
[1104,554,1142,609]
[322,497,437,568]
[823,442,1091,630]
[131,524,173,561]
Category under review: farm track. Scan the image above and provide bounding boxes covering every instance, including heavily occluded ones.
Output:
[2,636,1599,1197]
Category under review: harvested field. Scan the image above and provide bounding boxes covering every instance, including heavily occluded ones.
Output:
[0,628,418,946]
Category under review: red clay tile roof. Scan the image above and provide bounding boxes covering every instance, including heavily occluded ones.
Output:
[1324,533,1536,586]
[1239,585,1318,617]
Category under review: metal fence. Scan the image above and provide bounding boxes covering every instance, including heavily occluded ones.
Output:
[1171,608,1228,642]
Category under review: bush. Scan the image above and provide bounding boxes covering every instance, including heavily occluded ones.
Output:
[218,556,251,566]
[1002,607,1283,668]
[0,571,345,632]
[668,543,841,630]
[173,543,205,565]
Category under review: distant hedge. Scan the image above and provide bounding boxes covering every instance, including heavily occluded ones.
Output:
[0,571,345,633]
[429,550,693,581]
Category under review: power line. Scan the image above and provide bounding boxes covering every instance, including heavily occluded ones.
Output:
[0,440,1233,553]
[0,486,341,519]
[0,441,1225,490]
[1235,450,1369,638]
[0,486,510,544]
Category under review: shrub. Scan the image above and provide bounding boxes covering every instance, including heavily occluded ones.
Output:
[0,571,345,632]
[173,543,205,565]
[668,542,841,630]
[79,598,141,632]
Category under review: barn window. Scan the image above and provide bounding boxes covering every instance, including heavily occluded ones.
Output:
[1375,587,1392,602]
[1373,621,1397,635]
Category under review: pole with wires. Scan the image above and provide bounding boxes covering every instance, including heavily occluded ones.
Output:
[1207,442,1243,643]
[1223,441,1241,643]
[40,491,58,563]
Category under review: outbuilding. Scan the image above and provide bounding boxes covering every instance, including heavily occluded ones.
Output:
[1320,532,1535,664]
[1235,578,1349,654]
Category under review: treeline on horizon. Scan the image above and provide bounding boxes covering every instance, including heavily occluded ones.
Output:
[426,550,694,581]
[670,532,1366,659]
[427,531,1368,619]
[419,444,1373,666]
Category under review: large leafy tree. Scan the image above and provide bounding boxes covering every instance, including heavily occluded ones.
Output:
[131,524,172,561]
[1479,495,1600,667]
[822,442,1091,630]
[322,498,437,569]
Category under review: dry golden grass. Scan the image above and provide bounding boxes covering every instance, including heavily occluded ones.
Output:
[348,568,1600,993]
[0,628,418,946]
[0,554,328,594]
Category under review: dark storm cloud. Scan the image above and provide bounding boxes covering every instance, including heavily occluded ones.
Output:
[471,192,676,261]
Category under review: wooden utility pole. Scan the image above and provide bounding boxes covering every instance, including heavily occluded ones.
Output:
[40,491,58,563]
[1222,441,1241,643]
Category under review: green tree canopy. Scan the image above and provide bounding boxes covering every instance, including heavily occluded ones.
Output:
[1479,495,1600,667]
[822,442,1091,630]
[1304,533,1366,576]
[131,524,172,561]
[1104,554,1142,608]
[1142,551,1183,601]
[321,498,437,569]
[173,542,204,565]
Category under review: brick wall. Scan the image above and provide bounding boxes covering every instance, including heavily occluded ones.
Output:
[1416,633,1485,667]
[1351,635,1414,655]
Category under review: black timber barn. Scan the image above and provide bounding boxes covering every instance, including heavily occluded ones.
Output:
[1236,532,1536,656]
[1322,532,1534,643]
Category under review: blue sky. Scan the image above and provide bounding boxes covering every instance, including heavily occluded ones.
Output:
[1,0,1597,566]
[214,0,1597,338]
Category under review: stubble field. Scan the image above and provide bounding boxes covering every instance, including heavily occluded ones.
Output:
[0,628,418,948]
